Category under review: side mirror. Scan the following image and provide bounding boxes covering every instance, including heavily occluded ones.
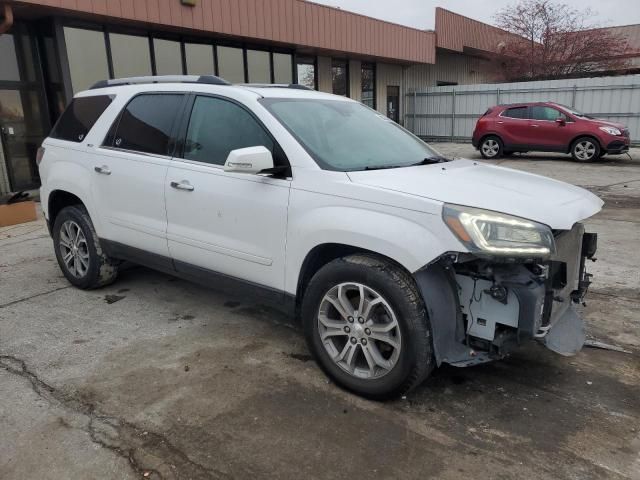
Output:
[556,118,566,126]
[224,146,274,175]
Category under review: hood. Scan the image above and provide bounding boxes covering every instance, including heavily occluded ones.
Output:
[584,117,626,130]
[347,159,603,230]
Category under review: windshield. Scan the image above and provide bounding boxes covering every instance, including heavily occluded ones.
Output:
[554,103,590,118]
[261,98,441,171]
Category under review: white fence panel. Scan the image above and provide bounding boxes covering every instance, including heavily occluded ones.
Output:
[405,74,640,145]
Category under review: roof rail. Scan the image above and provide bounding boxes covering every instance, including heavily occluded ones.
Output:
[240,83,313,91]
[90,75,230,89]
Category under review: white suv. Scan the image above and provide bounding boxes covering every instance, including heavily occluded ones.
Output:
[39,75,603,399]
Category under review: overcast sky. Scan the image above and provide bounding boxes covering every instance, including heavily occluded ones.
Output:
[310,0,640,30]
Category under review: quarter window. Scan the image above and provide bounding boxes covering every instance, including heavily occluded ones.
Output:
[183,96,274,166]
[108,94,184,155]
[502,106,528,119]
[50,95,113,143]
[531,106,566,121]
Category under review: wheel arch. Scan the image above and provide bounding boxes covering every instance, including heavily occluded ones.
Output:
[48,190,86,231]
[568,134,602,154]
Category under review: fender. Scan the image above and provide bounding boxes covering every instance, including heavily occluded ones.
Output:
[284,201,461,295]
[40,153,104,236]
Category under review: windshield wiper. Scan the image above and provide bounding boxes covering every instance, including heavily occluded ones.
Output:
[364,164,404,171]
[410,156,450,166]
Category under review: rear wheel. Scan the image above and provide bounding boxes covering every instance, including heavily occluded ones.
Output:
[571,137,600,162]
[479,136,503,159]
[302,254,434,400]
[53,205,119,289]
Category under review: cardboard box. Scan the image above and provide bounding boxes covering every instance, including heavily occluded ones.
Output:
[0,201,38,227]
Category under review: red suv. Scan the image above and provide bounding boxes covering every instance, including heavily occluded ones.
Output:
[472,102,630,162]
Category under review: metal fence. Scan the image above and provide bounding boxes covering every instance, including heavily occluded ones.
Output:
[405,74,640,145]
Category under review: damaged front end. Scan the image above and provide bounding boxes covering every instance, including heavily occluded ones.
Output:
[416,220,598,368]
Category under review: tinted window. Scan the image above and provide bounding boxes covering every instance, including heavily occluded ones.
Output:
[153,38,182,75]
[183,96,274,166]
[246,49,270,83]
[50,95,113,142]
[109,33,152,78]
[502,106,528,119]
[64,27,109,93]
[185,43,214,75]
[273,53,293,84]
[109,94,183,155]
[531,106,566,121]
[332,60,349,96]
[361,63,375,109]
[217,46,244,83]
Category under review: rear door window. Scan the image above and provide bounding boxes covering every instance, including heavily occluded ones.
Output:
[501,106,528,119]
[106,93,184,156]
[50,95,113,142]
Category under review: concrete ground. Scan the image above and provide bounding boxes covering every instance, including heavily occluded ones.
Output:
[1,145,639,480]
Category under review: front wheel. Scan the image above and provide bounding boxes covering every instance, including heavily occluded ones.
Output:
[479,136,503,159]
[301,254,434,400]
[571,137,600,162]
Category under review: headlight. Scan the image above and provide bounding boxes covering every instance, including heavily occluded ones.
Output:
[599,126,621,136]
[443,204,556,258]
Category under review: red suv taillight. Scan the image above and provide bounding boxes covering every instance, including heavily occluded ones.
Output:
[36,146,45,166]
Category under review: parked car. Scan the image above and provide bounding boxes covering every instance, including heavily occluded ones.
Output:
[39,76,602,399]
[472,101,630,161]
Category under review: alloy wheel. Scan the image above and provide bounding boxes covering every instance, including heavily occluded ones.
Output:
[317,282,402,380]
[481,139,499,157]
[574,141,596,161]
[59,220,90,278]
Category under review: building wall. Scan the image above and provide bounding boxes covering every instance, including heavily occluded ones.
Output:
[404,50,496,92]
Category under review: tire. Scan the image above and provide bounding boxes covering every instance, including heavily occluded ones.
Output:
[479,136,503,159]
[52,205,119,289]
[571,137,600,162]
[301,253,434,400]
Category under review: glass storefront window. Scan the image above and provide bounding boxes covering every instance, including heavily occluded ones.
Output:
[109,32,152,78]
[246,49,270,83]
[185,43,214,76]
[361,63,376,109]
[0,34,20,81]
[217,46,244,83]
[332,59,348,96]
[64,27,110,92]
[273,53,292,84]
[153,38,182,75]
[296,57,316,90]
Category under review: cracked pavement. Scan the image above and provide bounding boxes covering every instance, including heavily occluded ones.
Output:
[1,148,639,479]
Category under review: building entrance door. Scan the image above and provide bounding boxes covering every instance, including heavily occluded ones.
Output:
[0,89,43,191]
[386,85,400,123]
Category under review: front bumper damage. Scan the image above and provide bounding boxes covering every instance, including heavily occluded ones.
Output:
[415,223,597,367]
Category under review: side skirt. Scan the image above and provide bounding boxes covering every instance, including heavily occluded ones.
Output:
[100,239,296,317]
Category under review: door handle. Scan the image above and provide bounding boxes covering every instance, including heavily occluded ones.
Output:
[497,121,504,124]
[170,181,194,192]
[94,165,111,175]
[531,124,540,128]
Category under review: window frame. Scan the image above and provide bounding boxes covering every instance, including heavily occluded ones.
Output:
[101,91,188,158]
[172,93,291,177]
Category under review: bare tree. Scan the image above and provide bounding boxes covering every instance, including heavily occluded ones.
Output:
[494,0,628,80]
